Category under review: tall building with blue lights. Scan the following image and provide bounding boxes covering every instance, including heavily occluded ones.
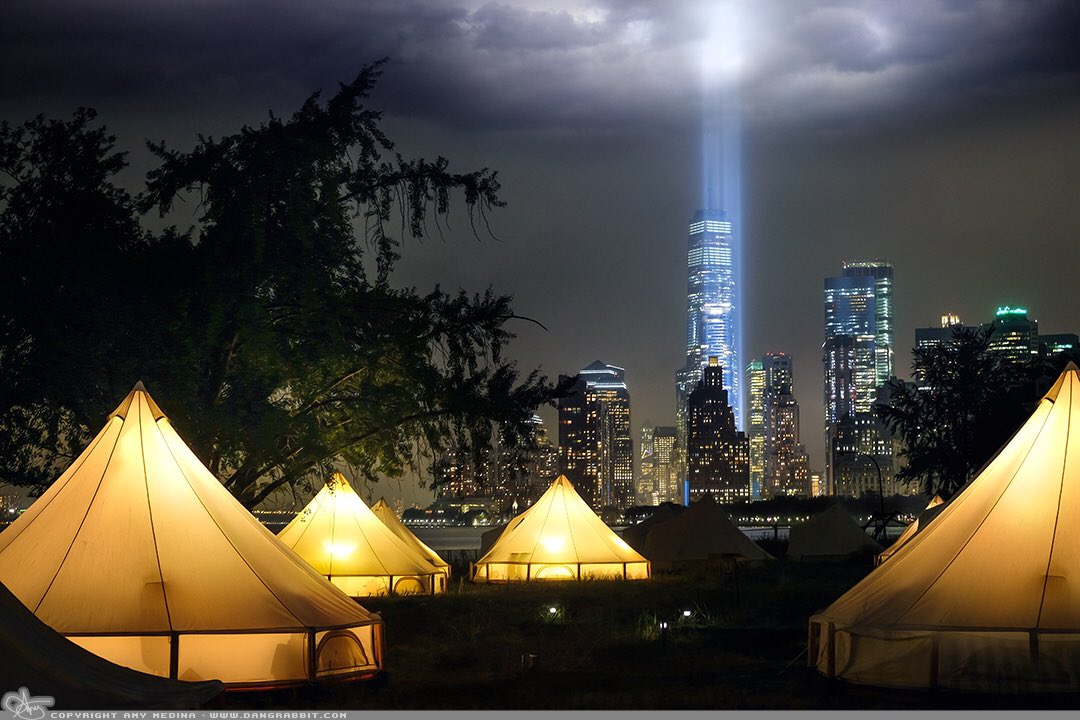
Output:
[676,209,741,483]
[823,259,894,495]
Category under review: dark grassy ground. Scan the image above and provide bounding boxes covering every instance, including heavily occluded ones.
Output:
[219,556,1080,710]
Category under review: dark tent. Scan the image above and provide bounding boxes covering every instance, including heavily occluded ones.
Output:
[0,579,223,709]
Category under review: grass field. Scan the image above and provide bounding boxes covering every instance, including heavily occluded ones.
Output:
[217,553,1080,711]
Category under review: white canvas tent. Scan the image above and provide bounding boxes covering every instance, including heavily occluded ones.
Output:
[371,497,451,583]
[0,579,223,708]
[0,383,384,688]
[472,475,650,582]
[642,495,772,571]
[278,474,445,596]
[787,504,883,562]
[809,363,1080,692]
[875,494,945,566]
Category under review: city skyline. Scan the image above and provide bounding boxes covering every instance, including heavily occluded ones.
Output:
[2,1,1080,506]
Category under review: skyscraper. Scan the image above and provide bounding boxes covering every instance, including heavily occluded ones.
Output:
[985,306,1038,366]
[557,361,634,510]
[493,415,558,509]
[676,209,741,484]
[638,426,657,506]
[652,427,679,504]
[823,260,894,495]
[915,313,968,354]
[746,359,766,498]
[687,357,750,504]
[753,352,810,498]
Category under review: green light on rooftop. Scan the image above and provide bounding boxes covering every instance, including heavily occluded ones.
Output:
[995,306,1028,317]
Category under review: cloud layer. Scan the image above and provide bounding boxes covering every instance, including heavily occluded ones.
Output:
[4,0,1080,489]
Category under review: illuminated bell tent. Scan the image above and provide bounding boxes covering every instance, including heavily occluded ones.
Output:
[809,363,1080,692]
[642,495,772,571]
[875,494,945,566]
[0,578,224,708]
[472,475,651,582]
[786,503,883,562]
[277,473,445,596]
[0,383,384,687]
[370,498,451,584]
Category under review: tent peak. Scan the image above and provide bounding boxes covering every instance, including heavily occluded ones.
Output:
[109,382,166,421]
[1042,363,1080,403]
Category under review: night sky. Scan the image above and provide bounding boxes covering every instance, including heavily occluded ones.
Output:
[4,0,1080,504]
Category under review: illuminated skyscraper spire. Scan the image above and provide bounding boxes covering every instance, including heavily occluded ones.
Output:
[675,208,741,472]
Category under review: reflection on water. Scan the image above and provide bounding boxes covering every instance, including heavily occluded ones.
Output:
[409,524,851,552]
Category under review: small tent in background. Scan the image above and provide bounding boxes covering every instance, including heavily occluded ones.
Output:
[875,494,945,566]
[642,496,772,571]
[810,363,1080,692]
[278,473,445,597]
[621,502,686,554]
[371,498,451,587]
[786,504,883,562]
[472,475,650,582]
[0,383,383,687]
[0,579,223,709]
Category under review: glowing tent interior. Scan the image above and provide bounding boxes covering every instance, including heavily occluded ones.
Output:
[472,475,650,582]
[809,363,1080,692]
[786,504,883,562]
[0,383,384,688]
[371,497,451,582]
[642,495,772,571]
[277,473,445,596]
[0,578,224,708]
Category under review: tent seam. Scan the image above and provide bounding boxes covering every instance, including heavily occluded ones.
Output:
[33,421,126,614]
[137,395,175,631]
[157,420,310,630]
[1036,376,1071,628]
[562,483,581,564]
[527,481,559,561]
[280,485,321,561]
[0,424,112,552]
[895,399,1055,625]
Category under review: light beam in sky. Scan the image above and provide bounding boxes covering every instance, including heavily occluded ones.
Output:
[701,1,745,428]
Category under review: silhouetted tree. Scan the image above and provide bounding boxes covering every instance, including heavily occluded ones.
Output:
[0,63,555,507]
[878,326,1036,499]
[0,108,152,487]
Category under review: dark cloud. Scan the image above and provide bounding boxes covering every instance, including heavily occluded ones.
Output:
[3,0,1080,499]
[5,1,1080,134]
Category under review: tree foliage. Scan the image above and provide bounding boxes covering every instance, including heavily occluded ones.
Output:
[0,63,555,507]
[877,325,1073,499]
